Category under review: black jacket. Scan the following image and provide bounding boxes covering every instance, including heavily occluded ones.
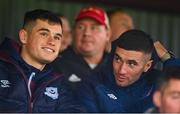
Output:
[52,47,109,92]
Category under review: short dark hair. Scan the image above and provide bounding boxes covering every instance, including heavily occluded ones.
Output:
[23,9,62,29]
[115,29,154,55]
[156,66,180,91]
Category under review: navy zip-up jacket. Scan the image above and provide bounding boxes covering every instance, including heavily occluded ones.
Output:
[76,51,180,112]
[77,67,161,113]
[0,38,85,113]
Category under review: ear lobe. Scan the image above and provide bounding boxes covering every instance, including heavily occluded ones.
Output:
[19,29,28,44]
[153,91,161,108]
[144,60,153,72]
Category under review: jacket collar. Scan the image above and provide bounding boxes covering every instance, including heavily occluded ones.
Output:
[0,38,57,81]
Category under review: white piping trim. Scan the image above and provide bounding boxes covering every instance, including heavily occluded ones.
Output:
[28,72,35,97]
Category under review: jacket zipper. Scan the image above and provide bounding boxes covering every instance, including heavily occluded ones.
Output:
[28,72,35,112]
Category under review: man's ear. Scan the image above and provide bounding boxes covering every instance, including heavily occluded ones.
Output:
[144,59,153,72]
[105,28,111,42]
[153,91,161,108]
[19,29,28,44]
[108,28,112,41]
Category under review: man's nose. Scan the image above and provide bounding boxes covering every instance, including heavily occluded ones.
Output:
[47,35,55,46]
[84,27,92,36]
[118,63,127,74]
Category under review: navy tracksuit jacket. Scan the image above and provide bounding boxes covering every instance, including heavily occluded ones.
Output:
[0,38,85,112]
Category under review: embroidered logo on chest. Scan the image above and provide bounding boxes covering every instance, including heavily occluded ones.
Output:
[44,87,59,99]
[0,80,11,88]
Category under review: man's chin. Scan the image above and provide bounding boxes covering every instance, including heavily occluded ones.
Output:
[116,80,128,87]
[41,59,54,64]
[80,50,94,56]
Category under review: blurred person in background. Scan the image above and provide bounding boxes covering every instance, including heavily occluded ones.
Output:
[108,8,134,41]
[146,66,180,113]
[59,14,72,51]
[105,8,134,52]
[52,5,111,92]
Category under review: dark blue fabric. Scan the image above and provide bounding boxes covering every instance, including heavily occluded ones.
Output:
[0,38,85,113]
[52,46,109,93]
[163,58,180,67]
[76,39,180,112]
[77,67,161,113]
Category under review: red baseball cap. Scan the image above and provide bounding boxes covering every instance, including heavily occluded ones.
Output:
[75,6,109,29]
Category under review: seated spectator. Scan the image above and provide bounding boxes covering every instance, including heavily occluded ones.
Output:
[77,29,178,113]
[105,8,134,53]
[147,66,180,113]
[0,9,84,112]
[52,5,111,92]
[59,14,72,51]
[108,8,134,41]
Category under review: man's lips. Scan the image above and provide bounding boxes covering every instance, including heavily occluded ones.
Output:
[42,47,55,52]
[116,75,127,82]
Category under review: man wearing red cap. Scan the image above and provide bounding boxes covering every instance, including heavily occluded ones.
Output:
[52,5,111,92]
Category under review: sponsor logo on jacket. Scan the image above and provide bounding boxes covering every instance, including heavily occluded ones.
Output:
[107,93,117,100]
[68,74,81,82]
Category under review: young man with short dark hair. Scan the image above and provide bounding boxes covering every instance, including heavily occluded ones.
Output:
[0,9,84,113]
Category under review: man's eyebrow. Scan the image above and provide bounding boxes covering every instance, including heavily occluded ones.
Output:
[37,28,50,32]
[114,53,120,58]
[38,28,62,38]
[115,53,120,56]
[128,60,138,64]
[55,33,62,38]
[115,53,138,63]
